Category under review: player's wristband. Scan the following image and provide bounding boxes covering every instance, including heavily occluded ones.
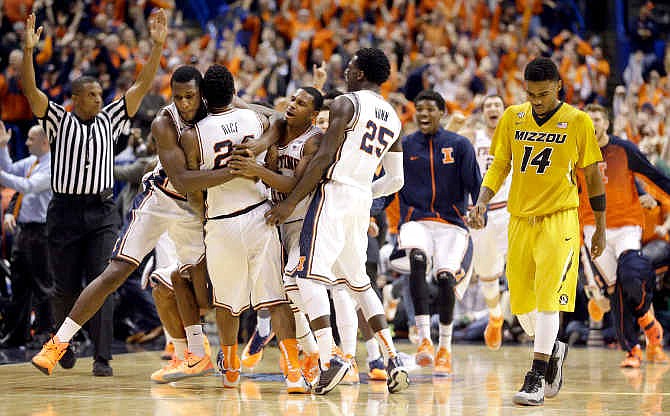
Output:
[589,194,606,212]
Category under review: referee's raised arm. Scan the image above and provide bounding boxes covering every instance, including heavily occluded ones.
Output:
[21,14,48,118]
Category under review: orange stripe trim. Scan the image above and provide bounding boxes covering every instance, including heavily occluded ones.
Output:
[488,201,507,210]
[306,183,327,277]
[404,206,415,223]
[635,285,646,312]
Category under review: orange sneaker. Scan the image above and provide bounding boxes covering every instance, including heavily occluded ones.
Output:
[620,346,642,368]
[434,347,452,376]
[484,315,504,351]
[647,345,670,364]
[341,355,360,385]
[31,336,70,375]
[221,345,242,388]
[161,341,175,360]
[415,338,435,367]
[151,357,184,383]
[162,350,214,382]
[367,357,387,381]
[241,329,275,369]
[300,352,320,385]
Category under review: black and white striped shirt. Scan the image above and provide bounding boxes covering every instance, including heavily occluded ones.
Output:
[39,98,130,194]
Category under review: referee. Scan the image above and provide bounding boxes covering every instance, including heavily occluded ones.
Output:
[21,11,168,376]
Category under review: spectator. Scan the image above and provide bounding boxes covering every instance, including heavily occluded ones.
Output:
[0,122,52,348]
[0,49,33,159]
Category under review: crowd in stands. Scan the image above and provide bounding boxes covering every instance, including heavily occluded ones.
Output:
[1,0,670,352]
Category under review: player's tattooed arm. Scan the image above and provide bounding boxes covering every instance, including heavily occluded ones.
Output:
[265,97,353,225]
[152,115,236,194]
[467,186,495,230]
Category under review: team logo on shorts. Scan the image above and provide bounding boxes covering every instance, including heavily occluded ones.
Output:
[559,294,569,305]
[296,256,306,272]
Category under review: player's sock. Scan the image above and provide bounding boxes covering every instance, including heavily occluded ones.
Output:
[55,317,82,343]
[185,324,206,357]
[173,338,187,360]
[531,359,548,377]
[375,328,397,361]
[534,311,559,355]
[638,310,663,345]
[332,289,358,358]
[480,279,502,318]
[314,327,335,370]
[257,309,272,338]
[438,323,453,352]
[366,338,382,362]
[415,315,431,341]
[295,311,318,354]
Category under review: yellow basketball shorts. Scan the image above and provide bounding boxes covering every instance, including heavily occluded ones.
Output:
[507,209,580,315]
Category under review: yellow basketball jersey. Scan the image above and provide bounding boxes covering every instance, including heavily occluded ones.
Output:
[482,102,602,218]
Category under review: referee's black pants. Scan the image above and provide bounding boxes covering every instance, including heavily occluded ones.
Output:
[47,193,120,361]
[2,222,52,346]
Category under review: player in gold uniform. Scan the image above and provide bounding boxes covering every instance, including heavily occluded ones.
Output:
[468,57,606,406]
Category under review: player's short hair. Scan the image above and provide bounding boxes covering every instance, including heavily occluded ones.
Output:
[203,65,235,108]
[171,66,203,88]
[482,94,505,108]
[354,48,391,85]
[524,57,560,82]
[72,76,101,95]
[414,90,445,112]
[584,103,609,119]
[300,87,324,111]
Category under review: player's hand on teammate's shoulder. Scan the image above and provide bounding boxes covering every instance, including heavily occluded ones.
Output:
[228,153,259,178]
[466,203,487,230]
[265,200,296,226]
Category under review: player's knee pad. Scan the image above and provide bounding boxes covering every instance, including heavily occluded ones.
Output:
[641,239,670,269]
[480,278,500,300]
[436,271,457,287]
[517,311,536,337]
[409,249,427,272]
[617,250,655,291]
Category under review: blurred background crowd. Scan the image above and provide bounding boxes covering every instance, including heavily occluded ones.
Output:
[1,0,670,358]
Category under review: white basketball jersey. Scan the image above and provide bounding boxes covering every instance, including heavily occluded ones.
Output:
[272,125,321,222]
[325,90,402,192]
[474,129,510,204]
[196,108,267,218]
[148,103,190,198]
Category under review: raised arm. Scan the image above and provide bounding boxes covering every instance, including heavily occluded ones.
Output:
[124,9,168,118]
[265,96,353,225]
[21,14,48,118]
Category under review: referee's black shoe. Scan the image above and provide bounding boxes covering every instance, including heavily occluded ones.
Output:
[93,357,113,377]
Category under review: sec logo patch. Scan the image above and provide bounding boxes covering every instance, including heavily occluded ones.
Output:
[559,294,569,305]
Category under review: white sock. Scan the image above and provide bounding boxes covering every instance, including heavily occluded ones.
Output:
[416,314,431,342]
[480,279,503,318]
[366,338,381,362]
[314,327,334,370]
[332,289,358,357]
[173,338,187,360]
[489,304,503,319]
[257,312,272,338]
[55,317,82,343]
[164,328,173,346]
[375,328,397,362]
[185,324,205,357]
[295,312,318,354]
[438,323,453,352]
[534,311,559,355]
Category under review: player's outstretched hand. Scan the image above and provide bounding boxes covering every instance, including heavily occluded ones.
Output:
[265,200,296,226]
[466,203,487,230]
[590,226,605,258]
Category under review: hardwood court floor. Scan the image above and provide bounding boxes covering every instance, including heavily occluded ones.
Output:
[1,342,668,416]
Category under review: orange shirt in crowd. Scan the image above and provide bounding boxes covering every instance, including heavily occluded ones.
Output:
[3,0,34,22]
[0,71,33,122]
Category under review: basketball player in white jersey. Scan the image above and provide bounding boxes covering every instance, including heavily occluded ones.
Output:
[265,48,408,395]
[460,95,509,351]
[33,66,230,379]
[180,64,309,394]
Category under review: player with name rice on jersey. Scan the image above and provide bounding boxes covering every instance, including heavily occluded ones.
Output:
[180,64,309,394]
[460,95,509,351]
[468,57,606,406]
[265,48,409,395]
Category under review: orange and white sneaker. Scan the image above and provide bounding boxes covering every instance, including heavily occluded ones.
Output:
[367,357,387,381]
[434,347,452,377]
[620,346,642,369]
[484,315,504,351]
[341,355,360,385]
[151,357,184,383]
[415,338,435,367]
[241,329,275,369]
[221,345,242,388]
[285,368,311,394]
[163,350,214,382]
[204,335,212,358]
[161,341,175,360]
[31,336,70,375]
[300,352,320,385]
[647,345,670,364]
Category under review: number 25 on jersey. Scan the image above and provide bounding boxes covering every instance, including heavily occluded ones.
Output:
[360,120,394,157]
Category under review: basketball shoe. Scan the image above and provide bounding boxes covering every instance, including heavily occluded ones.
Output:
[545,340,568,398]
[386,355,409,393]
[341,355,360,384]
[300,352,320,385]
[484,315,504,351]
[221,345,242,388]
[241,329,275,369]
[161,341,175,360]
[367,357,387,381]
[151,356,184,383]
[314,355,350,395]
[513,370,544,406]
[434,347,452,377]
[416,338,435,367]
[162,350,214,382]
[31,336,69,375]
[620,345,642,368]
